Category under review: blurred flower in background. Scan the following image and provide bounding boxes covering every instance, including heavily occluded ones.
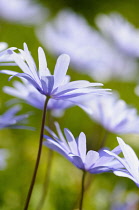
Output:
[0,0,48,25]
[83,93,139,134]
[110,184,139,210]
[0,42,16,65]
[0,149,9,170]
[96,13,139,57]
[36,10,138,82]
[0,105,29,129]
[3,79,74,117]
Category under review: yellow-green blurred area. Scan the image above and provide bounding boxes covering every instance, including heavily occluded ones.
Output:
[0,0,139,209]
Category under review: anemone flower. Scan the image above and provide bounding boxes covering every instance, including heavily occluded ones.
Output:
[104,137,139,187]
[0,105,29,129]
[36,10,137,82]
[1,43,107,99]
[96,13,139,57]
[44,122,122,173]
[3,79,99,116]
[0,43,108,209]
[85,93,139,134]
[0,0,48,25]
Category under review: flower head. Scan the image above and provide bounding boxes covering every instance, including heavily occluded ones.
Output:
[85,93,139,134]
[1,43,107,99]
[44,122,122,173]
[0,0,48,25]
[96,13,139,57]
[0,105,29,129]
[3,79,74,117]
[36,10,137,82]
[104,137,139,187]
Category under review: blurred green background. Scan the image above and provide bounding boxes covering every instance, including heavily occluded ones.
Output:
[0,0,139,209]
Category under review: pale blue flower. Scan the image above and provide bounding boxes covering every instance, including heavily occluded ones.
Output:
[1,43,107,99]
[0,105,29,129]
[0,0,48,25]
[104,137,139,187]
[3,79,74,117]
[3,78,96,117]
[36,10,137,82]
[44,122,122,173]
[96,13,139,57]
[85,93,139,134]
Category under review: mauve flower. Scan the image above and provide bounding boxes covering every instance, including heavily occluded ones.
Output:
[1,43,107,99]
[0,105,29,129]
[104,137,139,187]
[0,149,9,170]
[0,0,48,25]
[85,94,139,134]
[44,122,122,173]
[36,10,137,82]
[96,13,139,57]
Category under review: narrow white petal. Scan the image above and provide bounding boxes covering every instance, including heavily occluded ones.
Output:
[0,70,18,76]
[53,54,70,89]
[54,122,67,143]
[78,132,86,162]
[3,86,26,99]
[117,137,139,179]
[64,128,78,155]
[104,150,131,172]
[38,47,51,77]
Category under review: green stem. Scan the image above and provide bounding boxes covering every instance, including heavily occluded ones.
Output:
[36,111,55,210]
[72,173,95,210]
[24,96,50,210]
[36,149,53,210]
[79,171,86,210]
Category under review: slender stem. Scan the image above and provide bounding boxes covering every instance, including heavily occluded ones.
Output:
[24,96,50,210]
[72,173,95,210]
[36,149,53,210]
[79,171,86,210]
[36,111,55,210]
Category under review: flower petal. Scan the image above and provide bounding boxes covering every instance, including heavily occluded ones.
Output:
[53,54,70,89]
[117,137,139,179]
[54,122,67,143]
[64,128,78,155]
[78,132,86,162]
[9,73,42,93]
[85,150,99,169]
[44,138,70,159]
[0,69,19,76]
[69,154,84,169]
[38,47,51,77]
